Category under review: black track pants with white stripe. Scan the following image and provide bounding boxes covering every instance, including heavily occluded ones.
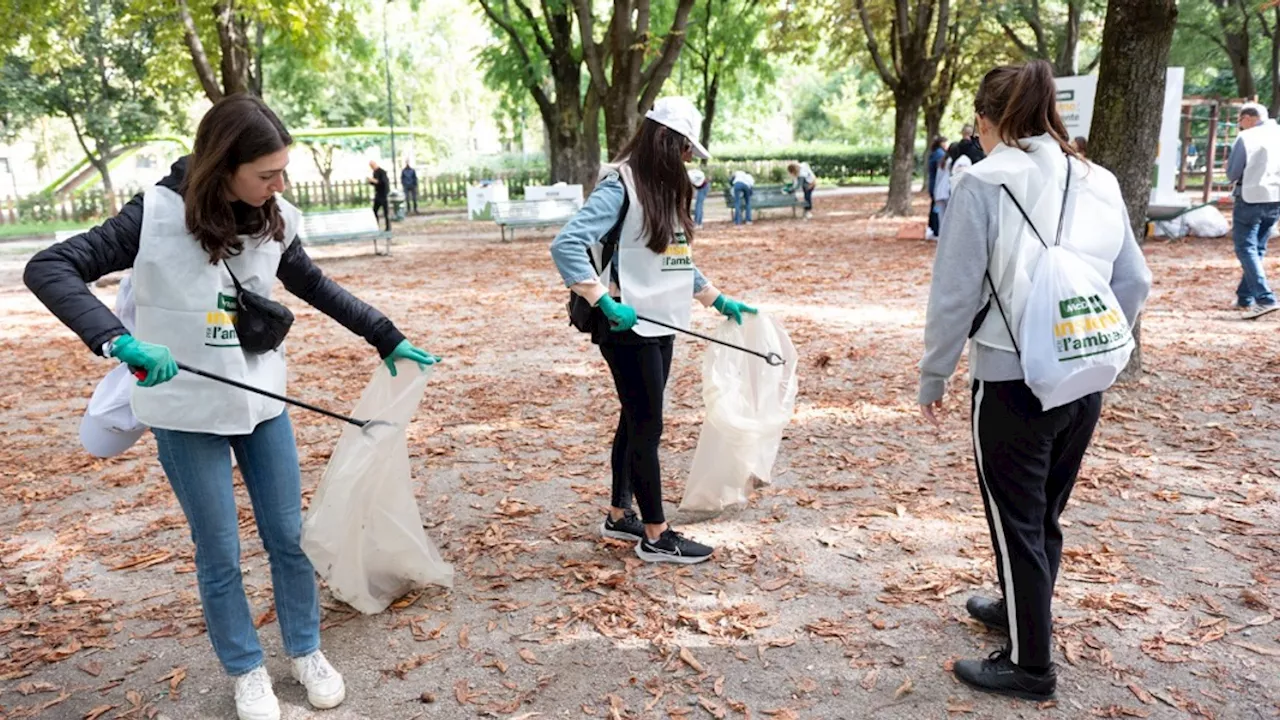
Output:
[970,379,1102,669]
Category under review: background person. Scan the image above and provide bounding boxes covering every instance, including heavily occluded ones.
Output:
[550,97,758,565]
[786,161,817,220]
[688,166,710,229]
[368,160,391,232]
[927,136,949,239]
[1226,102,1280,318]
[730,169,755,226]
[918,61,1151,702]
[949,123,987,165]
[24,95,440,720]
[401,161,419,215]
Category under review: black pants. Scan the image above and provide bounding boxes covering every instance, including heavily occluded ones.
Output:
[372,196,390,232]
[971,379,1102,670]
[927,191,940,236]
[405,187,418,213]
[599,335,674,524]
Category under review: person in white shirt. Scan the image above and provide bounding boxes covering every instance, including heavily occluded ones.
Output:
[730,170,755,225]
[787,162,817,220]
[688,167,710,228]
[1225,102,1280,318]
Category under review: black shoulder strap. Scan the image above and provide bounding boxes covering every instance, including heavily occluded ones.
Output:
[598,190,629,286]
[223,261,244,292]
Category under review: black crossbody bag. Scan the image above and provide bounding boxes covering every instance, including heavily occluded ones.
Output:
[566,191,630,334]
[225,262,294,354]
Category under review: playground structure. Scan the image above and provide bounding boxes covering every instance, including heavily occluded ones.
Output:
[1176,96,1252,204]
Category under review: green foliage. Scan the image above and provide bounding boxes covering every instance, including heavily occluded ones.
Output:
[710,144,895,183]
[0,0,176,182]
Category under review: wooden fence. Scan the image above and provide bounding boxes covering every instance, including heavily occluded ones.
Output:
[0,168,550,226]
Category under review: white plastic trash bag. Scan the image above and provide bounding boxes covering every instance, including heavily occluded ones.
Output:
[680,314,798,513]
[1182,205,1229,238]
[301,362,453,614]
[1019,247,1133,411]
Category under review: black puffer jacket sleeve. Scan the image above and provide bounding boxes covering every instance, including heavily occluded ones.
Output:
[276,240,406,358]
[23,158,187,356]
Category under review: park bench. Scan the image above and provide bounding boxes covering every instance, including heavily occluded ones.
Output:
[298,209,392,256]
[491,198,580,242]
[722,184,802,218]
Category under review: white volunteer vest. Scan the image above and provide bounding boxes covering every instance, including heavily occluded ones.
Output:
[963,135,1128,352]
[131,185,300,434]
[1239,121,1280,204]
[604,163,696,338]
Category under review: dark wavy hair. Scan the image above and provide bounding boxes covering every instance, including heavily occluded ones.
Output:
[181,94,292,263]
[974,60,1081,160]
[613,119,695,254]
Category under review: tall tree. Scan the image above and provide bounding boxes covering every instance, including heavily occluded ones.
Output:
[0,0,174,213]
[991,0,1103,76]
[475,0,597,186]
[1088,0,1177,377]
[850,0,951,216]
[1180,0,1257,99]
[173,0,357,102]
[263,31,383,205]
[574,0,697,158]
[1258,0,1280,116]
[680,0,774,152]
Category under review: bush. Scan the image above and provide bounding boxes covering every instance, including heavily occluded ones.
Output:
[708,144,895,184]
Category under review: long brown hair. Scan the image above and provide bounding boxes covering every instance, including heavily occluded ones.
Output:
[181,94,292,263]
[614,119,695,254]
[974,60,1080,160]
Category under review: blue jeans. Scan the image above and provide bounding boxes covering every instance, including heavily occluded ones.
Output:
[801,180,814,211]
[733,183,753,224]
[1233,199,1280,306]
[694,184,709,226]
[153,411,320,676]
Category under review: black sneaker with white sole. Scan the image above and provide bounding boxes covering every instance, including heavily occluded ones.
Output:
[636,529,714,564]
[601,510,645,541]
[966,595,1010,633]
[953,649,1056,701]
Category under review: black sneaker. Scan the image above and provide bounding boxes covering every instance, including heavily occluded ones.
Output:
[954,649,1056,701]
[601,511,644,541]
[636,529,714,564]
[966,595,1010,633]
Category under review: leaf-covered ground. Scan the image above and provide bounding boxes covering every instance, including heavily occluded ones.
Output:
[0,192,1277,720]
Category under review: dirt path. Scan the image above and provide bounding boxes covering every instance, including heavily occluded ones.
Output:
[0,192,1277,720]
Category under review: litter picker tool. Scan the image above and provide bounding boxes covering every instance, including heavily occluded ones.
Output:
[635,314,785,366]
[132,362,392,431]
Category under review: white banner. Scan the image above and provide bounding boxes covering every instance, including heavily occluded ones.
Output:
[1055,69,1185,204]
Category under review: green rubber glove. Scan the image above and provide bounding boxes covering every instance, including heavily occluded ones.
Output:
[713,295,758,325]
[597,296,637,333]
[783,182,794,193]
[385,339,441,377]
[111,334,178,388]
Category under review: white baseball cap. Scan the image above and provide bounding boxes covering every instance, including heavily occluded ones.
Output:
[645,97,711,160]
[1241,102,1270,123]
[79,363,147,458]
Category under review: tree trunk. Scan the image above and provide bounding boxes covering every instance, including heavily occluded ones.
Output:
[1271,6,1280,118]
[886,92,923,215]
[700,71,720,152]
[93,157,117,215]
[1053,0,1082,76]
[177,0,222,102]
[216,0,251,96]
[1089,0,1177,381]
[1224,29,1256,99]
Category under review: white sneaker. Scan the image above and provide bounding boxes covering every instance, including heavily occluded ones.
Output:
[1243,303,1280,320]
[292,650,346,709]
[234,667,280,720]
[804,211,813,220]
